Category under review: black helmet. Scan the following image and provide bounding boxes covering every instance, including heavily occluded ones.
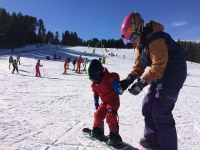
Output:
[86,59,103,83]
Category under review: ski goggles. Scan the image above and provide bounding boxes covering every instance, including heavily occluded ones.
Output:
[89,74,101,83]
[129,32,140,42]
[122,32,140,43]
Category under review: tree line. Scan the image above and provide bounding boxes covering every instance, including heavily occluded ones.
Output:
[0,7,200,63]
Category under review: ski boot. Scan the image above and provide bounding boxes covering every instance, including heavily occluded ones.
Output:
[107,131,122,147]
[139,138,161,150]
[140,138,151,148]
[90,127,104,139]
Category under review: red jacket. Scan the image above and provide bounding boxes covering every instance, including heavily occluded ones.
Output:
[91,67,120,103]
[54,53,57,58]
[35,62,42,69]
[64,60,68,67]
[76,57,82,65]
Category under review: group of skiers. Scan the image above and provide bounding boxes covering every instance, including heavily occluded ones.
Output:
[8,52,89,77]
[63,55,88,74]
[9,54,20,74]
[9,54,89,77]
[34,55,88,76]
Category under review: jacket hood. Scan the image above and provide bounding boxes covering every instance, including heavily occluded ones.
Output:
[146,20,164,38]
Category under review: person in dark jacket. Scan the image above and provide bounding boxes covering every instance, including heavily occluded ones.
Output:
[46,56,51,60]
[119,12,187,150]
[9,55,14,70]
[67,57,71,69]
[72,57,77,71]
[86,59,123,146]
[67,57,71,63]
[12,59,19,74]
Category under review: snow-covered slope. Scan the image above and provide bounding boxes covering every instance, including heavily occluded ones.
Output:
[0,45,200,150]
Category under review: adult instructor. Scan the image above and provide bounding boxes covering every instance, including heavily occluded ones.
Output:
[119,12,187,150]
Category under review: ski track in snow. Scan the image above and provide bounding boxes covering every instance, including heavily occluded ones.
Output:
[0,45,200,150]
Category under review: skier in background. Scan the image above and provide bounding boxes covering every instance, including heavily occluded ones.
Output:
[35,59,43,77]
[12,59,19,74]
[75,55,82,73]
[67,57,71,63]
[72,57,77,71]
[119,12,187,150]
[67,57,71,69]
[46,56,51,60]
[9,55,14,69]
[63,58,68,74]
[16,54,20,65]
[83,58,88,71]
[86,59,123,147]
[53,52,57,60]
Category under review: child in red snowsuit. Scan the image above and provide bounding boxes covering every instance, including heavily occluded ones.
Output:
[53,52,57,60]
[35,59,43,77]
[75,55,82,73]
[86,59,123,146]
[63,59,68,74]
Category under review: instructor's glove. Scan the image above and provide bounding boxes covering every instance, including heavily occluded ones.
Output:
[128,78,148,95]
[119,74,135,91]
[112,80,123,95]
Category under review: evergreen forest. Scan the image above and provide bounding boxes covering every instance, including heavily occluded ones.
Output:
[0,8,200,63]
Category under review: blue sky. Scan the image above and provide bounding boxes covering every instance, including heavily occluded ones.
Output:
[1,0,200,41]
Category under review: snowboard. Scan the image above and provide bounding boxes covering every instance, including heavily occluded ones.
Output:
[82,128,129,150]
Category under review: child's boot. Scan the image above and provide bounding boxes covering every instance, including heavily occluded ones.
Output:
[107,131,122,146]
[91,127,104,139]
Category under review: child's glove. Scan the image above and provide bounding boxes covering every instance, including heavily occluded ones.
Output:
[119,74,135,91]
[94,96,99,110]
[112,80,123,95]
[128,78,148,95]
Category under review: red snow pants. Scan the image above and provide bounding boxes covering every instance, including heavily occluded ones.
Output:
[93,95,120,131]
[35,67,41,76]
[76,64,81,73]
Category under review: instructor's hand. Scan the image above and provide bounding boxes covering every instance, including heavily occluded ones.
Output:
[128,78,148,95]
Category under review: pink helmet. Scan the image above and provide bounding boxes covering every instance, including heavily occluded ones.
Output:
[121,12,144,42]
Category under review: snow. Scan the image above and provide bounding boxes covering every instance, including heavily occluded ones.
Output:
[0,45,200,150]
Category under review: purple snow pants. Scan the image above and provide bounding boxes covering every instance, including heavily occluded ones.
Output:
[142,87,180,150]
